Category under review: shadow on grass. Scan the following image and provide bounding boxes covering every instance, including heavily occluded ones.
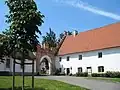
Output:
[0,87,45,90]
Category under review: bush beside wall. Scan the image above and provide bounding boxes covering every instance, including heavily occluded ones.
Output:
[91,71,120,78]
[75,71,120,78]
[76,72,88,77]
[91,73,106,77]
[0,71,10,76]
[105,71,120,78]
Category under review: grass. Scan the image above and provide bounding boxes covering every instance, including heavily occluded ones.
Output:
[85,77,120,83]
[0,76,89,90]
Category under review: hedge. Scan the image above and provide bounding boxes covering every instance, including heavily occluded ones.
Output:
[91,71,120,78]
[76,72,88,77]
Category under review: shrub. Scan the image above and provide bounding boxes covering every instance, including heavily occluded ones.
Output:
[105,71,112,77]
[76,72,88,77]
[0,71,10,76]
[105,71,120,78]
[91,71,120,78]
[99,73,106,77]
[91,73,99,77]
[69,73,72,76]
[54,69,61,75]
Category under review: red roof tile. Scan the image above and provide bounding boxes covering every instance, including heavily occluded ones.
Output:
[58,22,120,55]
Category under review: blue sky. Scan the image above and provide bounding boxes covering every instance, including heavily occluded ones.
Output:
[0,0,120,41]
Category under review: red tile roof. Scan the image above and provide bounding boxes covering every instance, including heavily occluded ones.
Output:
[58,22,120,56]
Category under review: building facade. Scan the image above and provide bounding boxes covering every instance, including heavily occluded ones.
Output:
[0,45,55,75]
[56,47,120,75]
[55,22,120,75]
[0,22,120,75]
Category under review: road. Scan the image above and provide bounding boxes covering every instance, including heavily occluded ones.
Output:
[35,76,120,90]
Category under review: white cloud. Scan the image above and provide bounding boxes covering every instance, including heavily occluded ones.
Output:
[55,0,120,20]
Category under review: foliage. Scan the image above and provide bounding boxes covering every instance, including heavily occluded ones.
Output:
[76,72,88,77]
[0,71,10,76]
[42,29,79,55]
[67,31,72,35]
[91,73,105,77]
[0,76,88,90]
[0,1,44,89]
[57,31,72,44]
[54,69,61,75]
[91,73,99,77]
[91,71,120,78]
[0,34,13,65]
[105,71,120,78]
[0,0,44,60]
[42,28,57,49]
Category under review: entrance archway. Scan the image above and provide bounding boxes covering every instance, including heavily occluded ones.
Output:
[39,55,52,75]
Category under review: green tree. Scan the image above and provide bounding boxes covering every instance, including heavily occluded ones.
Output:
[1,0,44,90]
[57,30,72,44]
[5,0,44,52]
[67,31,72,35]
[0,34,10,61]
[42,28,57,49]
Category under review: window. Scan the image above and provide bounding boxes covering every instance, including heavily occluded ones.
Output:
[87,67,92,73]
[59,68,62,72]
[79,55,82,60]
[78,67,82,73]
[59,57,62,62]
[98,52,102,58]
[98,66,104,72]
[6,59,10,68]
[87,67,91,69]
[67,56,70,61]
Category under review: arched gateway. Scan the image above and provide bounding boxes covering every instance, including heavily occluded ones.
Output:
[39,55,52,75]
[36,45,56,75]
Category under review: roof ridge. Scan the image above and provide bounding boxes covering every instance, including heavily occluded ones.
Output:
[58,22,120,55]
[78,21,120,34]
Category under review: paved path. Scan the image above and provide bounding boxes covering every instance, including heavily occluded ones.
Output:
[35,76,120,90]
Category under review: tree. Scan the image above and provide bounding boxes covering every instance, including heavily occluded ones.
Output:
[2,0,44,90]
[0,34,10,62]
[67,31,72,35]
[42,28,57,49]
[5,0,44,52]
[57,30,72,44]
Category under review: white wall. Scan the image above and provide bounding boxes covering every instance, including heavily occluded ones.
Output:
[56,47,120,74]
[0,57,11,72]
[0,63,5,71]
[0,58,36,73]
[11,59,36,73]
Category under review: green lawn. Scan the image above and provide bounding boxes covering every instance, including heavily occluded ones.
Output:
[85,77,120,83]
[0,76,88,90]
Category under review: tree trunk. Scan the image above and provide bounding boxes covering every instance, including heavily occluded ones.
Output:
[32,59,34,90]
[22,62,24,90]
[22,49,25,90]
[12,58,15,90]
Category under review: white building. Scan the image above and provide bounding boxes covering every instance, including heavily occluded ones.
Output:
[55,22,120,75]
[0,22,120,75]
[0,57,36,75]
